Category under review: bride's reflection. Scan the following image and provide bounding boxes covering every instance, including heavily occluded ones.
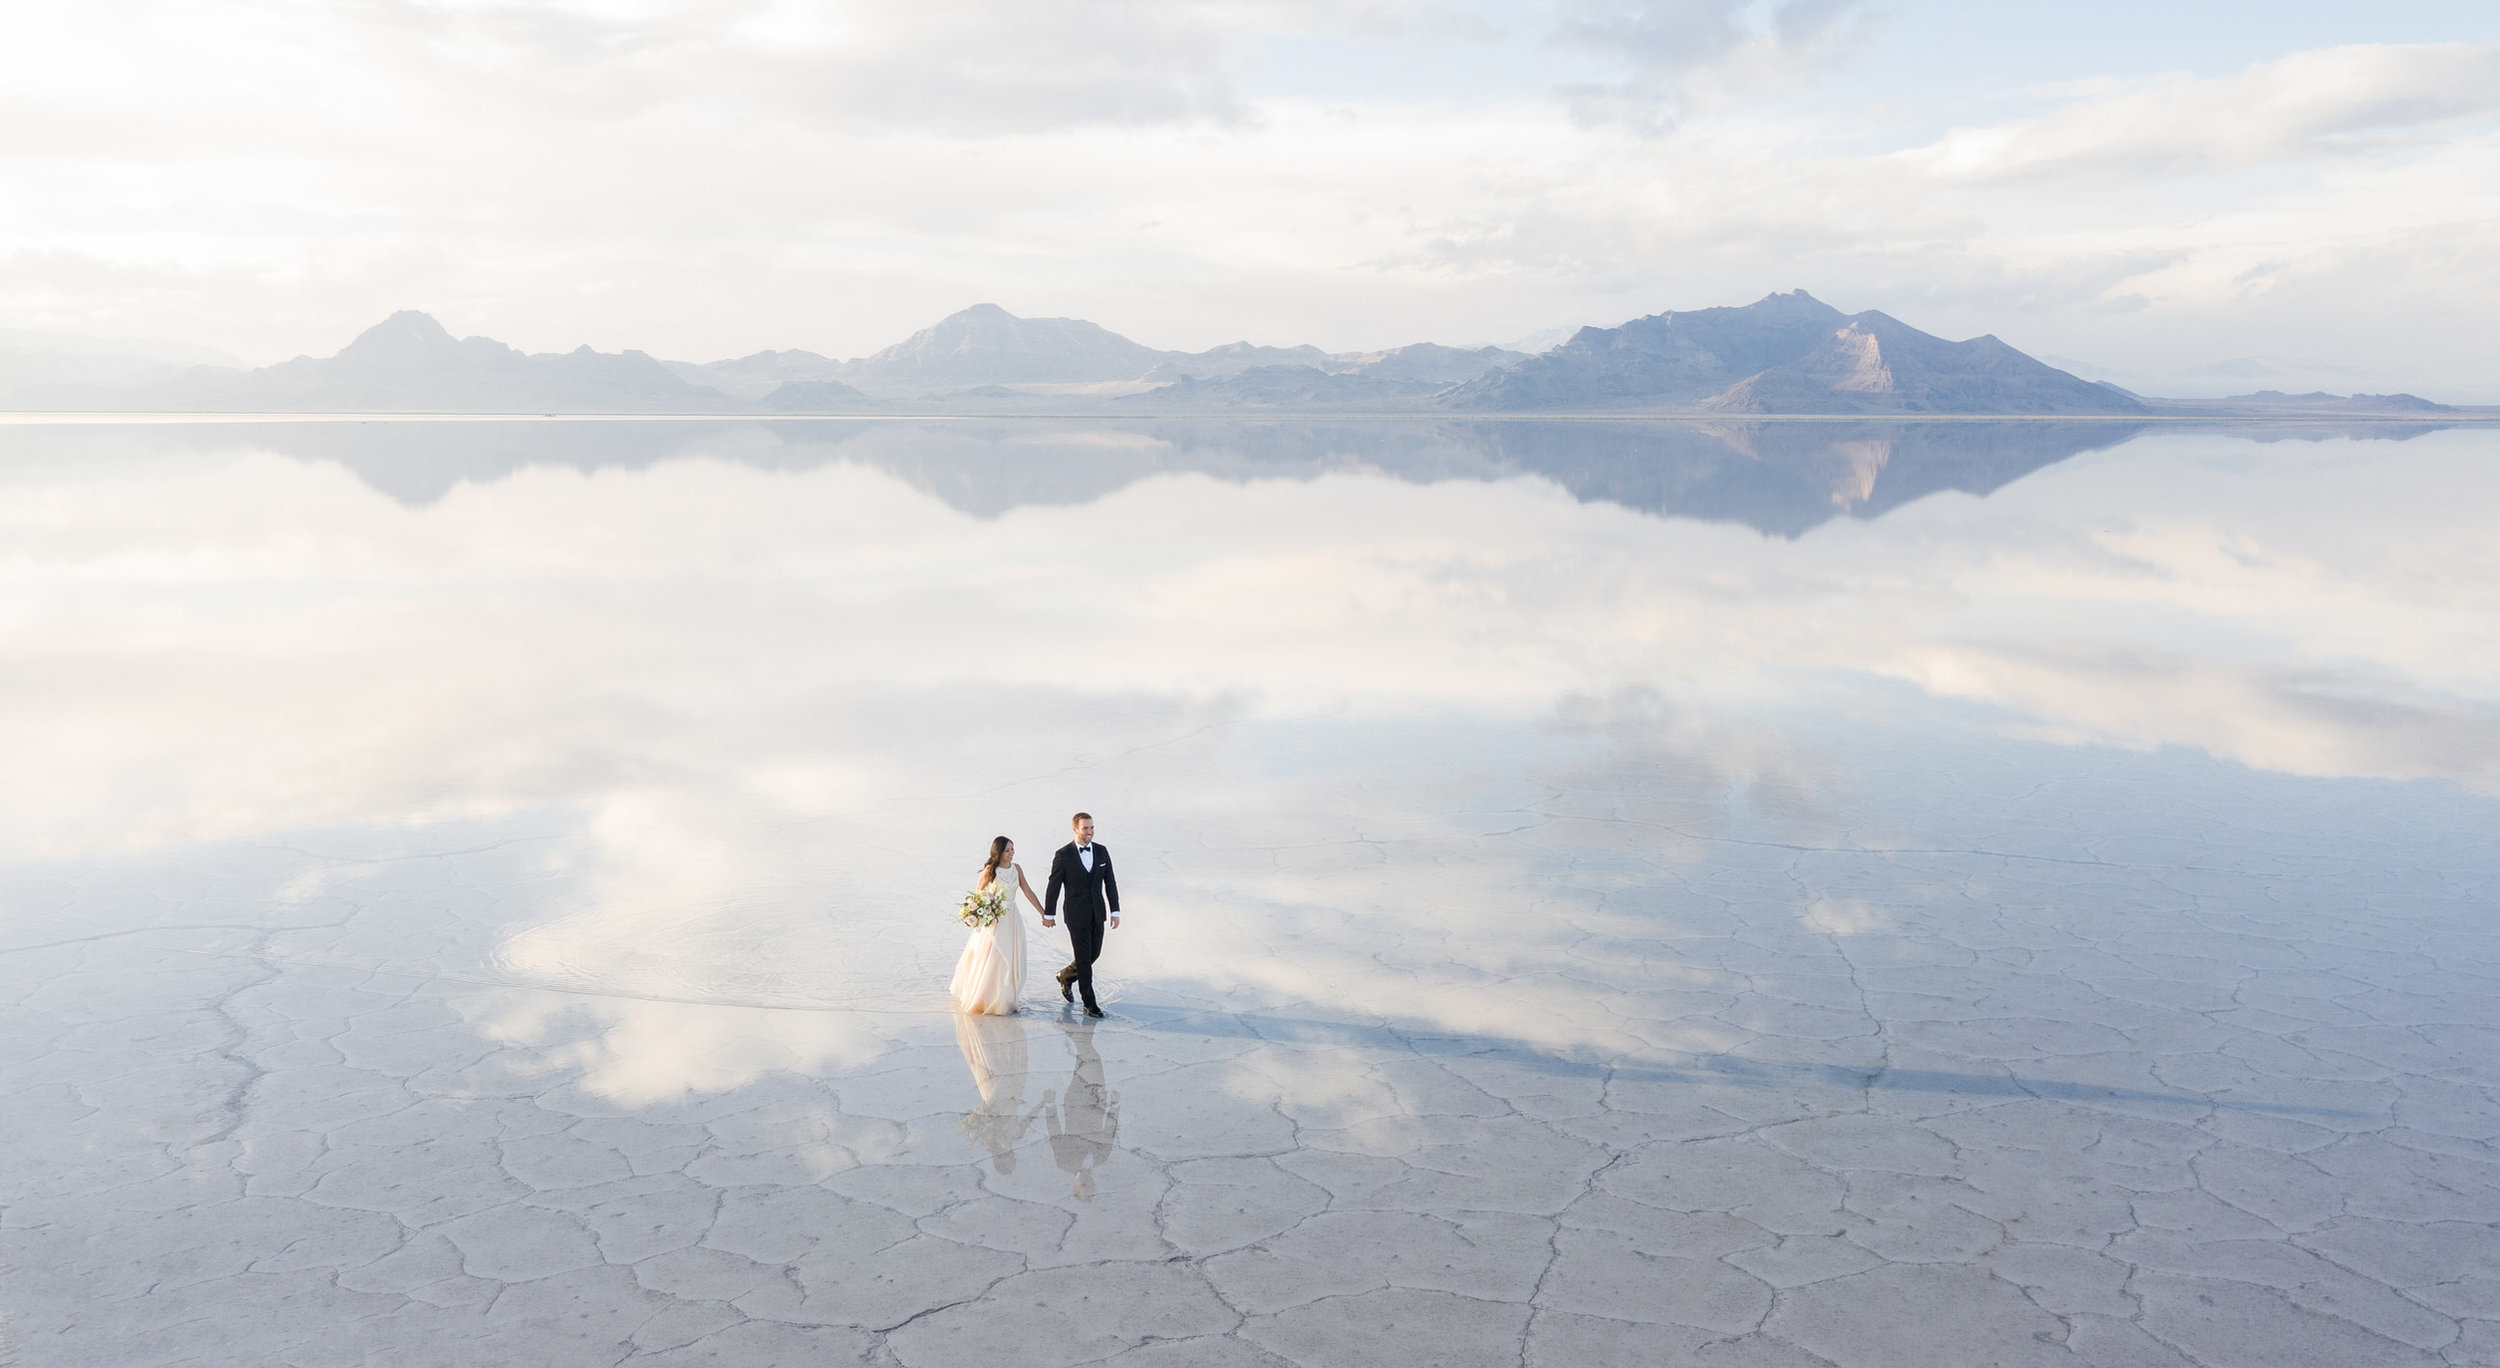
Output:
[1045,1012,1120,1201]
[954,1013,1044,1173]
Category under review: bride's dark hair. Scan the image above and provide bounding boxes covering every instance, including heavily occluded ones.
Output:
[981,836,1013,884]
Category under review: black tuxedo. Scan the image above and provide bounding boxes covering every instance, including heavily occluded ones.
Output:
[1045,841,1120,1010]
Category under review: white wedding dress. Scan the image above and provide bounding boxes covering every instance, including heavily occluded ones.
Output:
[949,863,1027,1015]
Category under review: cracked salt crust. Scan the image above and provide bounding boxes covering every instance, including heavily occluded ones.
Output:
[6,732,2493,1367]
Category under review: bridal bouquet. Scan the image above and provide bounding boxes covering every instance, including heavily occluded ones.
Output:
[957,884,1009,929]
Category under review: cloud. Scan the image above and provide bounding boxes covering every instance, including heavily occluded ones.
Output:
[5,421,2498,1096]
[462,989,888,1106]
[486,0,1257,132]
[1548,0,1871,131]
[1800,897,1887,935]
[1907,43,2500,181]
[1,0,1475,144]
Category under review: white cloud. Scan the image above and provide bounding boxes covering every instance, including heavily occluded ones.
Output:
[1548,0,1872,131]
[1907,43,2500,180]
[1801,897,1887,935]
[368,0,1266,133]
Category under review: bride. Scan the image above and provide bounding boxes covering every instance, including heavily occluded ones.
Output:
[951,837,1045,1014]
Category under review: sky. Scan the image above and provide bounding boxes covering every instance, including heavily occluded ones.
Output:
[4,0,2498,396]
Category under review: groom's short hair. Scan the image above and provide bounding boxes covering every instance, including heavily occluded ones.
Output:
[1072,811,1092,825]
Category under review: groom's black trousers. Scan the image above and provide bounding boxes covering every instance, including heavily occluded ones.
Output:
[1061,910,1105,1010]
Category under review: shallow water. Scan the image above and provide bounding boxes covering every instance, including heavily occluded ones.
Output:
[2,417,2496,1366]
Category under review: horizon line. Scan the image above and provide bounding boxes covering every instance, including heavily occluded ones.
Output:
[4,410,2495,427]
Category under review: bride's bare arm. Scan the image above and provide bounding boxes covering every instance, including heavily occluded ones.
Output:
[1018,866,1045,912]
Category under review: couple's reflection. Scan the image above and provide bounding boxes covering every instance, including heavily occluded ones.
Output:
[953,1010,1120,1199]
[1046,1013,1121,1201]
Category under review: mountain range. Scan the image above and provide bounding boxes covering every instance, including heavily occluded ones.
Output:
[0,293,2464,416]
[6,415,2168,539]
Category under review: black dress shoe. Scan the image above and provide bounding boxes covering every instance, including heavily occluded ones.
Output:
[1058,976,1075,1002]
[1084,1005,1104,1018]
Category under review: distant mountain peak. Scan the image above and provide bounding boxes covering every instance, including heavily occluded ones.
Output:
[2195,390,2454,414]
[340,309,462,359]
[1699,308,2143,416]
[146,308,720,413]
[1444,289,1848,410]
[916,303,1047,339]
[1446,291,2144,415]
[855,303,1171,384]
[370,308,452,335]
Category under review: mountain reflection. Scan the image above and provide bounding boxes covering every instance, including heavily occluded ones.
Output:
[5,416,2219,536]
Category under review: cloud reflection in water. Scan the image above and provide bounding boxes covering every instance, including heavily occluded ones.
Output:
[2,418,2496,1103]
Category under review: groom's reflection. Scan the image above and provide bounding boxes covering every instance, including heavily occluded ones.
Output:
[954,1014,1044,1174]
[1046,1012,1120,1201]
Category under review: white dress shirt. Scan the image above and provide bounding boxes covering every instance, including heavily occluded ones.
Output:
[1076,843,1096,872]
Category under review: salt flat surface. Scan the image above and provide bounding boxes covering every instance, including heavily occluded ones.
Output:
[1,419,2496,1367]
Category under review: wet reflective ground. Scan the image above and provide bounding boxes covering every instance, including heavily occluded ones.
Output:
[3,418,2497,1366]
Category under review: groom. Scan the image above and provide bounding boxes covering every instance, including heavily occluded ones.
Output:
[1042,811,1120,1017]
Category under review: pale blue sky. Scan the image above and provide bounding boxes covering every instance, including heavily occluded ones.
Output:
[1248,2,2496,101]
[3,1,2495,396]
